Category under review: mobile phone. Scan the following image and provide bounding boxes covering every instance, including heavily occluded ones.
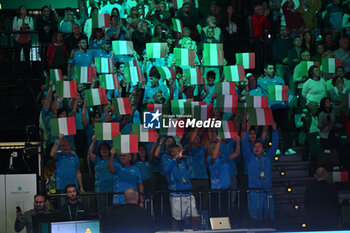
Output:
[16,206,21,212]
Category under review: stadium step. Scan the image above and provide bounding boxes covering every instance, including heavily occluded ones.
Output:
[272,169,309,178]
[276,154,303,162]
[272,161,312,170]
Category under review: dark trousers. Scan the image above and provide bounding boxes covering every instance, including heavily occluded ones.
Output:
[272,108,292,152]
[14,41,31,63]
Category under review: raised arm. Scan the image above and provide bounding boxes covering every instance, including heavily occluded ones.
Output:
[88,135,97,163]
[50,134,64,159]
[229,136,241,160]
[107,148,117,174]
[82,99,88,128]
[44,81,53,112]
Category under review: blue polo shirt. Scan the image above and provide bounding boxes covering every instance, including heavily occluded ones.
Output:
[257,76,287,110]
[134,160,152,180]
[207,156,231,189]
[94,156,114,192]
[113,162,143,204]
[185,146,208,179]
[70,50,94,67]
[220,139,237,176]
[55,151,80,190]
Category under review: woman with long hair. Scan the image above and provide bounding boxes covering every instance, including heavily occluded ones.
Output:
[302,31,315,56]
[221,5,240,64]
[84,6,99,41]
[12,6,34,64]
[318,97,336,150]
[46,31,67,73]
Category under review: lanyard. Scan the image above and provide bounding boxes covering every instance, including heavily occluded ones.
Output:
[255,156,265,173]
[68,205,79,221]
[177,161,188,184]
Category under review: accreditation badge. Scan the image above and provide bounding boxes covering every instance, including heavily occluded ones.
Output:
[260,171,265,179]
[181,177,188,184]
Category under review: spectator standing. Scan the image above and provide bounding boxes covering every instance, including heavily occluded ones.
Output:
[296,0,319,32]
[293,50,311,95]
[334,37,350,73]
[201,15,223,42]
[60,6,87,37]
[89,28,106,50]
[302,65,327,105]
[318,97,336,150]
[282,0,304,36]
[15,194,50,233]
[50,134,84,193]
[47,32,68,74]
[12,6,34,64]
[101,0,124,18]
[83,7,99,41]
[251,4,270,41]
[68,37,94,78]
[288,36,304,72]
[132,21,152,56]
[273,26,294,88]
[176,2,200,42]
[242,121,278,221]
[65,24,88,57]
[324,0,343,33]
[304,167,339,229]
[106,14,127,41]
[35,5,59,65]
[103,188,155,233]
[59,184,90,221]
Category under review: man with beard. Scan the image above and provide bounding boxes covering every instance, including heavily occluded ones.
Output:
[59,184,91,221]
[15,194,51,233]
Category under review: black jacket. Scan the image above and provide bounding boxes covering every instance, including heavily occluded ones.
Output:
[59,202,91,221]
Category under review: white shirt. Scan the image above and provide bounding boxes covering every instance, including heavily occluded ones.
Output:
[101,3,125,18]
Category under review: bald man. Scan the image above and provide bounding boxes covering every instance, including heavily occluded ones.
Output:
[103,189,155,233]
[304,167,339,230]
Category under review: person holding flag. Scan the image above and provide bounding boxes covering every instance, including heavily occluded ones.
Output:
[68,37,94,79]
[242,120,278,222]
[257,64,295,155]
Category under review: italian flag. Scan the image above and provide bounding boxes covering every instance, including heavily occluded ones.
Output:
[95,122,120,140]
[124,65,144,83]
[174,48,196,66]
[132,125,157,142]
[99,74,120,90]
[159,119,184,136]
[92,14,110,28]
[49,69,63,84]
[146,43,167,58]
[112,40,134,55]
[147,103,170,114]
[216,95,238,113]
[341,94,350,109]
[50,117,76,136]
[172,18,183,33]
[171,99,187,115]
[113,135,138,153]
[183,68,203,85]
[223,65,245,82]
[321,58,341,73]
[218,121,236,139]
[328,171,349,183]
[246,96,269,108]
[95,57,114,74]
[184,101,206,116]
[74,66,96,83]
[193,104,213,121]
[84,88,108,106]
[173,0,184,9]
[215,82,236,95]
[235,53,255,69]
[156,67,176,80]
[300,61,319,77]
[268,85,289,101]
[112,98,132,115]
[248,108,273,126]
[203,43,224,66]
[56,81,77,98]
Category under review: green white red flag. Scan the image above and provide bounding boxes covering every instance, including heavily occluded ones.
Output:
[95,57,114,74]
[171,99,187,115]
[124,64,144,83]
[49,69,63,84]
[172,18,183,33]
[159,119,184,136]
[56,81,77,98]
[248,108,273,125]
[50,117,76,136]
[223,65,245,82]
[216,95,238,113]
[113,135,138,153]
[112,98,132,115]
[218,121,236,139]
[112,40,134,55]
[172,0,184,9]
[268,85,289,101]
[300,61,319,77]
[327,171,349,183]
[183,68,203,85]
[203,43,224,66]
[92,14,110,28]
[84,88,108,106]
[246,96,269,108]
[235,53,255,69]
[147,103,170,114]
[95,122,120,140]
[193,104,213,120]
[184,101,206,116]
[174,48,196,66]
[132,124,157,142]
[99,74,120,90]
[321,58,341,73]
[146,43,167,58]
[156,67,176,80]
[215,82,236,95]
[74,66,96,83]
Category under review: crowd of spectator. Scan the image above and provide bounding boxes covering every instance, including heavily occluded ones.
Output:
[7,0,350,231]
